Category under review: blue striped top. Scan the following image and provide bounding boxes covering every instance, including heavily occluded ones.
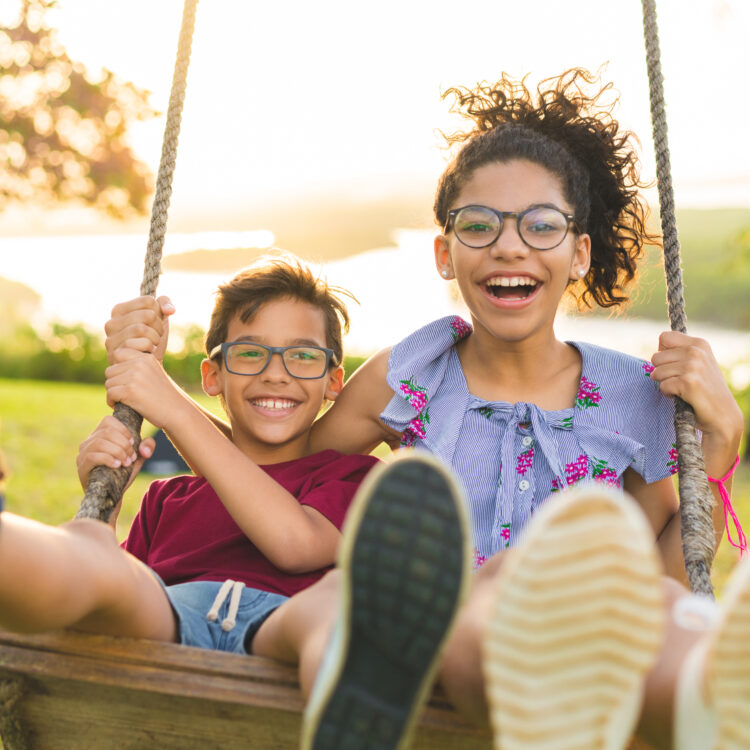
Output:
[380,316,677,568]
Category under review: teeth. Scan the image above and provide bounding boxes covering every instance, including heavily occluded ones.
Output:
[253,398,297,410]
[486,276,538,288]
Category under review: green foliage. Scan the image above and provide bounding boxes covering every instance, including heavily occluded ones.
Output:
[0,0,156,217]
[343,354,366,382]
[0,377,224,538]
[622,208,750,329]
[0,321,108,382]
[0,319,370,390]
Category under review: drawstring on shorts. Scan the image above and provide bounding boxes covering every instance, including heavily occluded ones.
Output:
[206,579,246,631]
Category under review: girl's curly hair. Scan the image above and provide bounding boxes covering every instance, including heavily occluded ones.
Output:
[434,68,658,309]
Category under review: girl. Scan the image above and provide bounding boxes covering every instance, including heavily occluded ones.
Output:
[308,69,743,582]
[306,67,747,750]
[103,69,747,749]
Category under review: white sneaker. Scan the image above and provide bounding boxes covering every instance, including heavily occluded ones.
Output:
[482,484,665,750]
[676,556,750,750]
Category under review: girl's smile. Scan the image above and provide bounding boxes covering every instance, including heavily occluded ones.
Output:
[482,273,541,305]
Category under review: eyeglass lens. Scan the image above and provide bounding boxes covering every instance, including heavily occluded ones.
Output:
[225,344,328,378]
[454,206,570,250]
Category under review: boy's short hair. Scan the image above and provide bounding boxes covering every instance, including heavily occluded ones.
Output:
[205,254,354,367]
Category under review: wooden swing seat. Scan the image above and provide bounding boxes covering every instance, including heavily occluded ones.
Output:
[0,627,491,749]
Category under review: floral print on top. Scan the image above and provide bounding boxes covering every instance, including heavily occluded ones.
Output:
[399,377,431,447]
[381,316,677,564]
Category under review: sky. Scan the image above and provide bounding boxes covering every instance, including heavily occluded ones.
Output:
[2,0,750,236]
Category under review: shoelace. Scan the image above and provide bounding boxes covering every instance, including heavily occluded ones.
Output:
[206,579,246,631]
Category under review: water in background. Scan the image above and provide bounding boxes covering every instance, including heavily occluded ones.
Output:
[2,229,750,387]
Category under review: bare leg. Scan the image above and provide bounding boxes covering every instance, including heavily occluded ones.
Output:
[252,570,340,697]
[635,578,700,750]
[438,549,510,727]
[0,512,176,641]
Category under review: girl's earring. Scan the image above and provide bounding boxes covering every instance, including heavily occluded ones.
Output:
[577,268,586,278]
[441,269,450,279]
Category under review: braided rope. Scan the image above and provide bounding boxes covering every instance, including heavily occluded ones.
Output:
[641,0,715,597]
[76,0,199,522]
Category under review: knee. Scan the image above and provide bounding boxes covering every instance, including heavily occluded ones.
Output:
[57,518,130,592]
[60,518,119,551]
[280,571,341,631]
[317,568,341,592]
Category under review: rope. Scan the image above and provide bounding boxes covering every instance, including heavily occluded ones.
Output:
[641,0,716,597]
[76,0,199,522]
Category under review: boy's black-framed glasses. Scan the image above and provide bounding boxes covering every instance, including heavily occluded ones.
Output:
[209,342,336,379]
[444,204,580,251]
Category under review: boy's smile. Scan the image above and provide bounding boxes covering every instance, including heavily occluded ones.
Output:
[202,298,343,464]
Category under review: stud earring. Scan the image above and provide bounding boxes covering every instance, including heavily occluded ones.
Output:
[577,268,585,278]
[441,269,449,279]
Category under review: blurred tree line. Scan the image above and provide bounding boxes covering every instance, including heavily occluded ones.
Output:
[0,0,155,217]
[0,321,206,388]
[0,322,367,390]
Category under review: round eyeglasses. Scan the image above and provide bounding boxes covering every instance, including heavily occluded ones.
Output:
[444,204,580,251]
[209,342,336,379]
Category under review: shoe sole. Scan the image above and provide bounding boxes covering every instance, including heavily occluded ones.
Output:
[482,484,665,750]
[710,557,750,750]
[300,451,471,750]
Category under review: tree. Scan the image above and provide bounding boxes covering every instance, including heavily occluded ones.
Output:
[0,0,156,218]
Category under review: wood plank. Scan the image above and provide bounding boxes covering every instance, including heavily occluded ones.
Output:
[0,629,491,749]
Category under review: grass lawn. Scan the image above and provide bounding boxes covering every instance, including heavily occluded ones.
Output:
[0,378,224,539]
[0,377,747,596]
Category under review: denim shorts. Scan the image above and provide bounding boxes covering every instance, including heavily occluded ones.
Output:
[155,576,288,654]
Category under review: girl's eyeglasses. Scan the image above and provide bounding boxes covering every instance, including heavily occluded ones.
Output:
[444,204,581,251]
[209,342,336,379]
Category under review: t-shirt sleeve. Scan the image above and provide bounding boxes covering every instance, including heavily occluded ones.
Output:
[298,455,379,530]
[121,481,165,563]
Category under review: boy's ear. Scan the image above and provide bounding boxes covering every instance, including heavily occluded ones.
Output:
[201,358,223,396]
[324,365,345,401]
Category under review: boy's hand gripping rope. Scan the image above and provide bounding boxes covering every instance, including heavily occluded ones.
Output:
[76,0,199,523]
[642,0,716,597]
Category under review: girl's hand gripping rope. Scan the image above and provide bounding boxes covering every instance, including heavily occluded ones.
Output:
[649,331,743,478]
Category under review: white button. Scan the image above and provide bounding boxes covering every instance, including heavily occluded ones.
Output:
[518,479,530,491]
[521,436,533,447]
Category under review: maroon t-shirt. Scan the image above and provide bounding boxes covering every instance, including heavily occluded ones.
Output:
[122,449,379,597]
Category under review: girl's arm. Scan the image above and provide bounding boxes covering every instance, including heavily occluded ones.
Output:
[105,351,342,574]
[624,470,684,584]
[310,347,402,454]
[631,331,744,582]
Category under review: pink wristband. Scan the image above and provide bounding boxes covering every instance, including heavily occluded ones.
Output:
[708,454,746,557]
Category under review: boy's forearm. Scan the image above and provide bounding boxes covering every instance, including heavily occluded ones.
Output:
[163,398,231,475]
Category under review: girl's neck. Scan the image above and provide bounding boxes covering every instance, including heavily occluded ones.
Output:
[457,326,582,410]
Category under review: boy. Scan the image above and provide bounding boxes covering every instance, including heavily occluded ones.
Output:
[0,256,471,750]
